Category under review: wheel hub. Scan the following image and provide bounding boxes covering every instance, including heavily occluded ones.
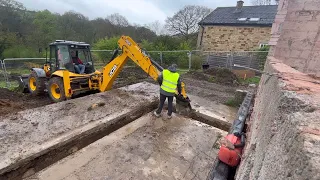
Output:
[29,77,37,91]
[51,83,61,99]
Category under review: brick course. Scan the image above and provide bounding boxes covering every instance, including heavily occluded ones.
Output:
[272,0,320,76]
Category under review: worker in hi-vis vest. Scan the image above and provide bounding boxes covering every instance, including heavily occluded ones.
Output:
[154,64,182,119]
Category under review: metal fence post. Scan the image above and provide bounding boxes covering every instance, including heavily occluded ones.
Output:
[160,51,163,66]
[226,53,230,68]
[230,52,234,70]
[249,53,253,68]
[0,60,4,86]
[2,59,10,87]
[188,51,192,71]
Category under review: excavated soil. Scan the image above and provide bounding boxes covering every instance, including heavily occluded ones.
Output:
[0,66,243,117]
[113,66,154,88]
[181,70,245,104]
[0,89,52,117]
[182,68,239,86]
[0,66,150,117]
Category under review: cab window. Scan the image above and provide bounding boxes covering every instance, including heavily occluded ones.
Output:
[57,45,70,69]
[70,48,92,64]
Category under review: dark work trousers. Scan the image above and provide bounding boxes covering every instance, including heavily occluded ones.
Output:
[156,93,174,116]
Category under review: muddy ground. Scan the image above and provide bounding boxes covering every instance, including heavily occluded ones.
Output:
[0,83,159,176]
[0,66,149,117]
[0,66,244,117]
[27,113,226,180]
[0,89,52,117]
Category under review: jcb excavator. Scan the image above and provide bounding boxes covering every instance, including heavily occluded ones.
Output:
[22,36,191,108]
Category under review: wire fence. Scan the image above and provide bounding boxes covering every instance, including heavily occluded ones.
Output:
[0,50,268,88]
[1,58,47,88]
[0,60,6,86]
[91,50,192,70]
[198,51,268,70]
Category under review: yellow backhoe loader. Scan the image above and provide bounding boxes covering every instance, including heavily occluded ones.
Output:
[21,36,191,108]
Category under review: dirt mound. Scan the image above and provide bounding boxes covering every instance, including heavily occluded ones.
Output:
[118,66,148,79]
[0,88,52,117]
[182,71,210,81]
[0,88,22,100]
[182,68,238,86]
[203,68,238,85]
[114,66,153,88]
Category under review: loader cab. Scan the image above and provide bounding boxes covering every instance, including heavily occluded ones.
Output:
[49,40,95,74]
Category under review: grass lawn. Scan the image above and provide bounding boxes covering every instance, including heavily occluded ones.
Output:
[177,69,189,75]
[0,80,20,90]
[238,76,261,85]
[8,68,31,75]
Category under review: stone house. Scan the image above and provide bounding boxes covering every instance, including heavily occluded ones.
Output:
[197,1,278,51]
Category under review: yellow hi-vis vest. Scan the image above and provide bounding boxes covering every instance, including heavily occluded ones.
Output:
[161,69,180,93]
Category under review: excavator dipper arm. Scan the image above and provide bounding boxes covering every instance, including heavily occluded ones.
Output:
[99,36,191,107]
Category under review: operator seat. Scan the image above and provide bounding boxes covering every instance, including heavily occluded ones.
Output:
[64,62,76,73]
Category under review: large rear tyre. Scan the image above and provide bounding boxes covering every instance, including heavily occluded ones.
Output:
[48,77,66,103]
[28,71,45,96]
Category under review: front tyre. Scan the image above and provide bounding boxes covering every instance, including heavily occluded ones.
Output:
[48,77,66,103]
[28,71,45,95]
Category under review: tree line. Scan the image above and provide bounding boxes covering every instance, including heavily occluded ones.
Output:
[0,0,212,59]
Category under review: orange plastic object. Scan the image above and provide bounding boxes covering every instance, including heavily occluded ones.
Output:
[218,134,243,167]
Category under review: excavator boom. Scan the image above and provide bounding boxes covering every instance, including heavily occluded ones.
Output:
[99,36,191,107]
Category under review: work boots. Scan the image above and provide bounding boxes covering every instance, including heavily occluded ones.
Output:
[154,111,161,118]
[154,111,172,120]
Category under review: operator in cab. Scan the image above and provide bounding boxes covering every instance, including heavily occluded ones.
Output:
[154,64,182,119]
[71,50,85,74]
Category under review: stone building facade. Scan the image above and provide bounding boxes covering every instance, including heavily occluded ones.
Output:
[198,26,271,51]
[197,1,277,51]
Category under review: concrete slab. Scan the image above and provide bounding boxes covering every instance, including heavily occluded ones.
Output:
[0,82,159,178]
[122,82,238,131]
[188,94,237,124]
[27,113,227,180]
[0,81,236,179]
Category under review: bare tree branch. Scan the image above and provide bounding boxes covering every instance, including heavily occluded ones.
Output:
[165,5,212,39]
[145,20,167,35]
[106,13,129,27]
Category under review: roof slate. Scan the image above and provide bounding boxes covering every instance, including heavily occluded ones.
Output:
[199,5,278,27]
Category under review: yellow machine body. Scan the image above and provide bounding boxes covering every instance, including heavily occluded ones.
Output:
[28,36,189,103]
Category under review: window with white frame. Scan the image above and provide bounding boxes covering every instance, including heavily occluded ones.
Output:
[237,18,248,21]
[259,43,268,48]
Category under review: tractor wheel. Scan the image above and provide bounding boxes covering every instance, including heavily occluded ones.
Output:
[48,77,66,103]
[28,71,45,96]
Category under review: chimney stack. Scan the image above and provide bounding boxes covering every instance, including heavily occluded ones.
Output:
[234,0,244,13]
[237,0,244,9]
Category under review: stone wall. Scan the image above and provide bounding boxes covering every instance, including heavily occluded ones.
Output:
[273,0,320,77]
[236,0,320,179]
[235,57,320,180]
[198,26,271,51]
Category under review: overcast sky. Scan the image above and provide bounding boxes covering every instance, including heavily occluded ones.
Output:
[16,0,251,25]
